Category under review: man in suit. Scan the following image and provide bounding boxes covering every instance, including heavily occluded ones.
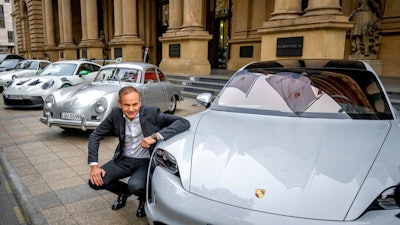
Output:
[88,86,190,218]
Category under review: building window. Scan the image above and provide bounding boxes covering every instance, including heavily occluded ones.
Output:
[0,5,4,28]
[5,0,10,3]
[8,31,13,43]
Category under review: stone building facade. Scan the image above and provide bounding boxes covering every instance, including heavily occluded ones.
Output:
[10,0,400,77]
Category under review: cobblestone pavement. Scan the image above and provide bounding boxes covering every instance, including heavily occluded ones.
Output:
[0,97,205,225]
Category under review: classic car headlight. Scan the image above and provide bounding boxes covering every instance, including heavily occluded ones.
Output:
[153,148,179,176]
[42,80,54,89]
[44,95,55,110]
[367,186,400,211]
[95,98,108,113]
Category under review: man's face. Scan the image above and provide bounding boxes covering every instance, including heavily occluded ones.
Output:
[118,91,141,120]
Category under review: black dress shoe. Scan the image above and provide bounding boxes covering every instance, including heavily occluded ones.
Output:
[112,191,130,210]
[136,201,146,218]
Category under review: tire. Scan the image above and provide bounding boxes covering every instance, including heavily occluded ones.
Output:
[166,96,177,114]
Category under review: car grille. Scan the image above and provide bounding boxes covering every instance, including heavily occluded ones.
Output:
[3,96,44,106]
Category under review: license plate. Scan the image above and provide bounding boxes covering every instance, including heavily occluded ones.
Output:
[61,112,81,120]
[7,95,23,100]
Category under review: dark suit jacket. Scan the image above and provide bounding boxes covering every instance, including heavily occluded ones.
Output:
[88,106,190,164]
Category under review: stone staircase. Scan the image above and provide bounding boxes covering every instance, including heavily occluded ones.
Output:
[166,71,233,99]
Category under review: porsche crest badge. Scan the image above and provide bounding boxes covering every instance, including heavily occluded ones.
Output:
[255,189,266,198]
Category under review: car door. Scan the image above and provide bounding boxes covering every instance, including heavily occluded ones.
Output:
[141,68,168,110]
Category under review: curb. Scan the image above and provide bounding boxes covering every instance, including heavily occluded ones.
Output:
[0,148,49,225]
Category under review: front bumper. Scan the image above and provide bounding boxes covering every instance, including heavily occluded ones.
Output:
[2,95,44,108]
[146,167,400,225]
[40,112,100,131]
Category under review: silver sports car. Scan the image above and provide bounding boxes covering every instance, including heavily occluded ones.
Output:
[2,60,102,108]
[40,62,184,131]
[146,59,400,225]
[0,59,51,92]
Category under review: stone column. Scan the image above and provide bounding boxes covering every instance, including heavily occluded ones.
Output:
[159,0,212,75]
[79,0,103,59]
[114,0,123,38]
[304,0,342,16]
[86,0,99,40]
[270,0,303,20]
[43,0,57,60]
[58,0,77,59]
[109,0,144,62]
[258,0,353,61]
[57,0,64,44]
[167,0,183,33]
[181,0,202,30]
[80,0,88,41]
[122,0,138,37]
[44,0,55,46]
[61,0,73,44]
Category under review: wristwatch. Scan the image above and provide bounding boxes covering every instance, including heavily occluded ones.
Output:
[151,133,158,141]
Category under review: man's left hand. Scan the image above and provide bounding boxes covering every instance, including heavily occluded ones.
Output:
[141,136,156,148]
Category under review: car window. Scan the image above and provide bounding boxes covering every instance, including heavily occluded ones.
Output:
[94,68,114,81]
[16,61,38,70]
[216,69,393,120]
[144,68,158,83]
[0,59,20,69]
[156,69,166,81]
[39,62,50,69]
[41,63,77,76]
[119,69,140,83]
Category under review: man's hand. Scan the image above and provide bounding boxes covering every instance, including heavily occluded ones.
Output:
[90,165,106,186]
[141,136,157,148]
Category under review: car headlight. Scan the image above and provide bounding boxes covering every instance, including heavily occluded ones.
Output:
[42,80,54,89]
[153,148,179,176]
[44,95,55,110]
[95,98,108,113]
[368,186,400,211]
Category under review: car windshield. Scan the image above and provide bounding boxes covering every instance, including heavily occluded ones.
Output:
[0,60,20,69]
[15,61,38,70]
[215,68,393,120]
[41,63,77,76]
[94,68,141,83]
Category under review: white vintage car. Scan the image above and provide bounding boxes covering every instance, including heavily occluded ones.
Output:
[40,62,184,131]
[0,59,51,92]
[2,60,101,108]
[146,59,400,225]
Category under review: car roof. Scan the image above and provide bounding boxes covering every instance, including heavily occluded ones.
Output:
[101,62,158,70]
[0,54,25,61]
[52,60,102,66]
[244,59,369,71]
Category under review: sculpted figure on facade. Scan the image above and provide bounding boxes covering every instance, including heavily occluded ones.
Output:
[349,0,383,58]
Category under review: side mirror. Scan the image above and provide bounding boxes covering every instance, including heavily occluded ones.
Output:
[79,70,90,76]
[36,70,42,75]
[196,93,212,108]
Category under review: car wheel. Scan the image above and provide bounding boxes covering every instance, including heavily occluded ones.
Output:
[167,96,177,113]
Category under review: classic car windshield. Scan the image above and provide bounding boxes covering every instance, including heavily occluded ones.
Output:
[216,69,393,120]
[41,63,77,76]
[94,68,141,83]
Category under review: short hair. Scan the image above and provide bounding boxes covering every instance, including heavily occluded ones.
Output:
[118,86,141,101]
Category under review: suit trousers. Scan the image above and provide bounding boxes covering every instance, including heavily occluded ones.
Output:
[89,156,150,201]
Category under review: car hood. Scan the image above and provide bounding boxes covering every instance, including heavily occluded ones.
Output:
[189,110,391,220]
[0,70,35,78]
[58,82,126,108]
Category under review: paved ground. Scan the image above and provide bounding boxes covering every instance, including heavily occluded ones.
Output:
[0,97,205,225]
